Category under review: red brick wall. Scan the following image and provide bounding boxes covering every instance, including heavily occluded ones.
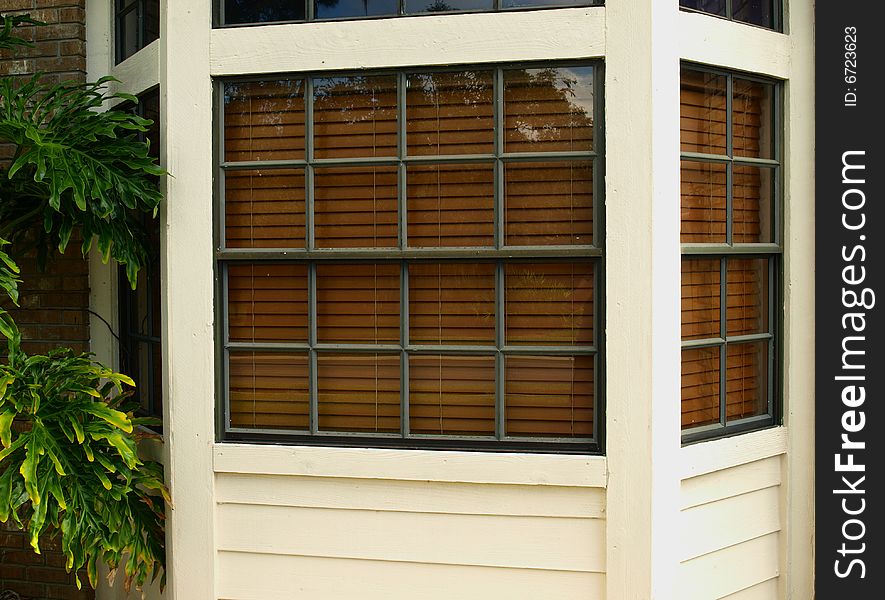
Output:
[1,2,93,598]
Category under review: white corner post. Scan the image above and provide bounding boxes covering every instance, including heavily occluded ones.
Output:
[782,1,816,597]
[160,1,216,598]
[604,0,683,598]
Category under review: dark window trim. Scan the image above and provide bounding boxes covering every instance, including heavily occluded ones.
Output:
[680,63,783,445]
[214,1,604,28]
[213,61,605,453]
[679,0,784,33]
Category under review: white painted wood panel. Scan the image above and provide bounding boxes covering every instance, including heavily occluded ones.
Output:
[681,456,781,510]
[681,427,787,479]
[214,443,606,486]
[678,533,780,600]
[216,502,605,573]
[210,8,605,76]
[216,473,605,518]
[720,577,779,600]
[217,551,605,600]
[679,486,781,561]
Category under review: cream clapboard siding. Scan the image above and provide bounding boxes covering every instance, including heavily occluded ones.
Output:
[678,449,785,600]
[214,446,606,600]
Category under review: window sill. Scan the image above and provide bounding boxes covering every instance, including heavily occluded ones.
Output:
[213,442,606,487]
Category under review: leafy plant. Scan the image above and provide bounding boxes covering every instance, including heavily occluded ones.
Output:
[0,11,168,596]
[0,14,163,288]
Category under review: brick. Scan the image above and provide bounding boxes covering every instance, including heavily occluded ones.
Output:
[0,532,25,548]
[1,548,45,565]
[26,565,76,584]
[0,563,27,579]
[34,54,83,73]
[56,7,83,23]
[46,583,95,600]
[0,581,49,599]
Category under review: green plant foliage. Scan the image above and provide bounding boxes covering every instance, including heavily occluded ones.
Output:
[0,325,169,594]
[0,12,169,596]
[0,14,164,289]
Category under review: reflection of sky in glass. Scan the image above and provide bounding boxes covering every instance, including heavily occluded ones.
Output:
[404,0,494,14]
[315,0,398,19]
[225,0,305,24]
[558,67,594,118]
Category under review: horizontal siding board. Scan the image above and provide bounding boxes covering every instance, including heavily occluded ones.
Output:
[680,427,786,479]
[679,486,781,562]
[213,444,607,486]
[678,533,780,600]
[216,503,605,572]
[216,473,605,518]
[217,551,606,600]
[681,456,781,509]
[720,577,779,600]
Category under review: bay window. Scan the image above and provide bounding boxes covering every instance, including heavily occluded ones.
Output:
[216,63,603,452]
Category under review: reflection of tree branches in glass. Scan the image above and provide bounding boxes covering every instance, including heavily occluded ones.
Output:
[508,67,594,147]
[425,0,454,10]
[314,76,395,125]
[226,0,304,23]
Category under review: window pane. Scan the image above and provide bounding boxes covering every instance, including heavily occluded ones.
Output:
[733,165,774,243]
[224,0,305,24]
[228,264,309,342]
[406,71,494,156]
[505,161,593,246]
[678,0,726,16]
[726,341,769,421]
[144,0,160,46]
[733,0,774,28]
[407,163,495,247]
[314,166,398,248]
[404,0,494,14]
[224,80,305,162]
[680,160,727,244]
[120,7,139,60]
[505,262,594,345]
[318,354,400,432]
[680,69,727,155]
[682,259,721,341]
[409,263,495,345]
[225,169,306,248]
[505,355,593,438]
[316,264,400,343]
[313,75,397,159]
[503,0,595,7]
[682,346,720,428]
[409,355,496,436]
[727,258,769,336]
[229,352,309,430]
[733,78,774,159]
[315,0,399,18]
[504,67,594,153]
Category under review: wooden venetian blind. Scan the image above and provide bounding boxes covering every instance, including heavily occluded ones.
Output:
[222,65,598,442]
[680,68,773,429]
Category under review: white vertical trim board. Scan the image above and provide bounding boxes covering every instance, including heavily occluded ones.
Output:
[160,0,216,598]
[781,1,816,598]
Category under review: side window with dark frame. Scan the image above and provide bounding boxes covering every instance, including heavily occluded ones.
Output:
[115,0,160,63]
[215,63,604,453]
[119,88,163,425]
[679,0,781,31]
[680,65,781,442]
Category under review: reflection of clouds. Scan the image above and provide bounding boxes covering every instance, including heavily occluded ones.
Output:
[558,67,594,118]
